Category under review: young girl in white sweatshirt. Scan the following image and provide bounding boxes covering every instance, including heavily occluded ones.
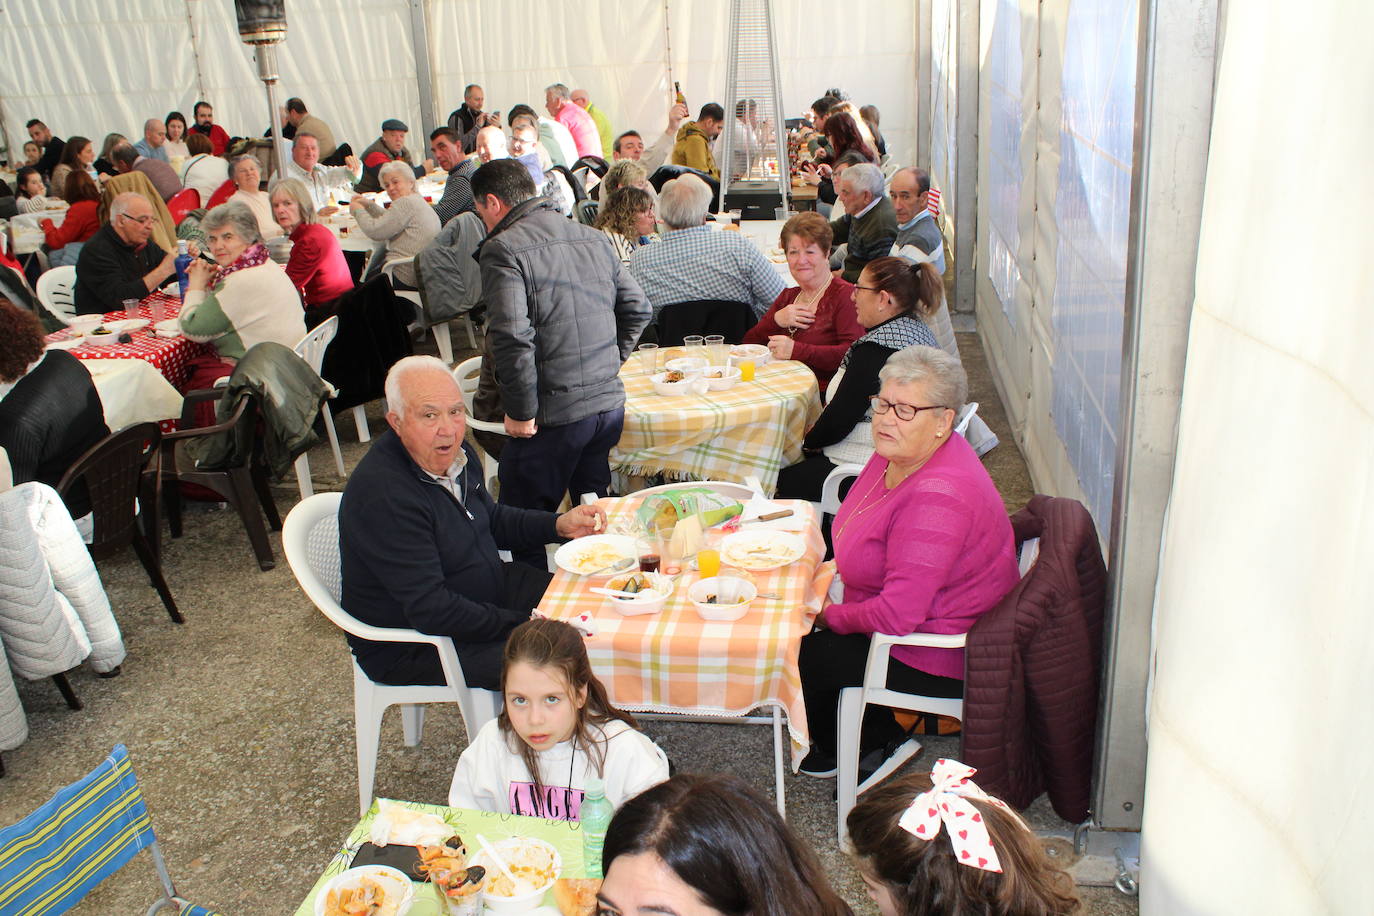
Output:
[448,618,669,821]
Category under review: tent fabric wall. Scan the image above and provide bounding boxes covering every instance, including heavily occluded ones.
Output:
[3,2,915,174]
[1140,3,1374,911]
[974,0,1139,535]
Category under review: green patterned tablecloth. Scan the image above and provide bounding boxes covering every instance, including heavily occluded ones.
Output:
[294,798,585,915]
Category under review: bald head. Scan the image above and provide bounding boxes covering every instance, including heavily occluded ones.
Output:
[111,192,156,245]
[143,118,166,149]
[571,89,591,109]
[476,126,508,163]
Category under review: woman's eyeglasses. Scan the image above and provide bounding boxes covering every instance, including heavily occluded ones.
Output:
[869,396,947,421]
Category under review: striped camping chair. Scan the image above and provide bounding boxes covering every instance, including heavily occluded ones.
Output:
[0,744,223,916]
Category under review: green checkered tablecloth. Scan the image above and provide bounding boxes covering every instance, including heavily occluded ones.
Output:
[294,799,585,915]
[611,357,821,494]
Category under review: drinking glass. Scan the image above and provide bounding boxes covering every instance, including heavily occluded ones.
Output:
[737,359,756,381]
[683,335,705,354]
[704,335,727,366]
[636,343,659,375]
[121,298,140,316]
[148,297,166,323]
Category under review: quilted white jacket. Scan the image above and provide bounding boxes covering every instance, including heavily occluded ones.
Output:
[0,482,125,680]
[0,649,25,753]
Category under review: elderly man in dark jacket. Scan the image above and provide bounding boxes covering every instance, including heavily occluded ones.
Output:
[339,356,605,689]
[829,162,898,283]
[473,159,650,559]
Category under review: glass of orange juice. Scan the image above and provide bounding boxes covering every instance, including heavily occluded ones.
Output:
[737,359,756,381]
[697,546,721,579]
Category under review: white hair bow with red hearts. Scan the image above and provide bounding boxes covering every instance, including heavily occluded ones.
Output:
[897,758,1009,873]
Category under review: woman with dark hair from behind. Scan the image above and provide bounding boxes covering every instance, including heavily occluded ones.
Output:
[0,298,109,519]
[41,171,101,268]
[848,761,1082,915]
[598,772,854,916]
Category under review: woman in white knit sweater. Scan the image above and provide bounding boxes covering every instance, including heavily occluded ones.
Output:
[180,201,304,362]
[349,160,439,288]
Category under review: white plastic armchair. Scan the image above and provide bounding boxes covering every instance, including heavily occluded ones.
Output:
[290,316,346,498]
[835,629,968,843]
[282,492,501,816]
[452,357,510,493]
[382,256,477,366]
[36,265,78,325]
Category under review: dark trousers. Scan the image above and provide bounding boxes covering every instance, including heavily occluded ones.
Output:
[800,628,963,756]
[364,562,553,690]
[498,407,625,565]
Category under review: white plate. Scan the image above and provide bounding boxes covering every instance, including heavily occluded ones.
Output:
[554,535,638,577]
[720,530,806,571]
[46,337,84,351]
[101,318,150,334]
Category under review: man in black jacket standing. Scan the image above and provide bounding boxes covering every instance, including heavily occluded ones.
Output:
[339,355,604,689]
[472,160,649,560]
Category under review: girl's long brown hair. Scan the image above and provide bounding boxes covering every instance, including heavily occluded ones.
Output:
[848,773,1082,916]
[497,618,637,797]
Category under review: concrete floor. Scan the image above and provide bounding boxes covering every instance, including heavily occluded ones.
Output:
[0,331,1138,915]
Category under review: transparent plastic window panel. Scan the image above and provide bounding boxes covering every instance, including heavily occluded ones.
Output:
[929,0,957,213]
[1050,0,1139,527]
[984,0,1025,324]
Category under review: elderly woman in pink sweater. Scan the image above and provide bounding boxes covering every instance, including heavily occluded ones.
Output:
[798,345,1020,778]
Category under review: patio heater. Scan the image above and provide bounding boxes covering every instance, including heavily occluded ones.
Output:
[718,0,791,219]
[235,0,290,181]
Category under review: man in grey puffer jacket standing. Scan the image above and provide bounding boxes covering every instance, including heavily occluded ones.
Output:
[473,159,650,554]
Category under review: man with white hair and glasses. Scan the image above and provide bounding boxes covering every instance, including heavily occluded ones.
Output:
[829,161,898,283]
[73,192,175,314]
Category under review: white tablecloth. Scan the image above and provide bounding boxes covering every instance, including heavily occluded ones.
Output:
[79,358,184,431]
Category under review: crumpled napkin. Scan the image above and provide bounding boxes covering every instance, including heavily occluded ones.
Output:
[369,800,452,847]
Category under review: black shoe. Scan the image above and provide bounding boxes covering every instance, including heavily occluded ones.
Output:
[798,750,837,778]
[858,732,923,785]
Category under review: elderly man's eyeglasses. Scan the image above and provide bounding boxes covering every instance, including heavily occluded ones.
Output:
[120,213,154,226]
[869,396,947,421]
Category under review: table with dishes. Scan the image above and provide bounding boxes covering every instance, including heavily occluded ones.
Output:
[538,490,835,813]
[296,798,589,916]
[44,291,209,432]
[611,345,821,495]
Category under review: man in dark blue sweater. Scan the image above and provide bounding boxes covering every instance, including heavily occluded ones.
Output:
[339,355,605,688]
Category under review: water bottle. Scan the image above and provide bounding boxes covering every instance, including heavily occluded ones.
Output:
[175,240,193,301]
[579,776,614,879]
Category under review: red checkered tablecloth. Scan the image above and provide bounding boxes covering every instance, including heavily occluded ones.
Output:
[46,292,212,391]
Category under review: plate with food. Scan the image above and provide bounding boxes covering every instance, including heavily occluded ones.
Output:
[600,570,674,615]
[470,836,562,913]
[728,343,770,366]
[720,530,806,571]
[315,864,414,916]
[554,535,638,577]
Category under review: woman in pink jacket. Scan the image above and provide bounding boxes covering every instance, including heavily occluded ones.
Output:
[798,345,1020,778]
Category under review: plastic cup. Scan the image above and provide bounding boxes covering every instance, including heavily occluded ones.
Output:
[149,297,166,323]
[121,298,140,316]
[704,335,727,365]
[636,343,659,375]
[697,548,721,579]
[683,335,705,353]
[738,359,756,381]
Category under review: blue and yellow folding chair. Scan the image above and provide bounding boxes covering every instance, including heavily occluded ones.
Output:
[0,744,224,916]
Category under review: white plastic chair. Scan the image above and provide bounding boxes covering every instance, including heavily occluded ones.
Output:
[452,357,510,494]
[36,265,78,325]
[291,316,347,498]
[817,403,982,520]
[834,536,1041,842]
[382,256,478,366]
[282,493,501,816]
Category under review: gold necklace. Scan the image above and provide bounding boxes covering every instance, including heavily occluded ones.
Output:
[787,277,832,336]
[833,460,910,543]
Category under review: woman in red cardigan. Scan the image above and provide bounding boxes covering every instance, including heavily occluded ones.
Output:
[270,178,355,325]
[742,212,863,391]
[42,171,102,268]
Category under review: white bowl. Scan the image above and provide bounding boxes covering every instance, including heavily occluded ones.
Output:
[66,316,102,336]
[663,357,708,376]
[314,865,415,916]
[701,365,742,390]
[471,837,562,913]
[729,344,770,367]
[650,372,703,397]
[688,576,757,621]
[603,571,675,616]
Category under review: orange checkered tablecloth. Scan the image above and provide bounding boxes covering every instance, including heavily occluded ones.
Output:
[537,495,836,768]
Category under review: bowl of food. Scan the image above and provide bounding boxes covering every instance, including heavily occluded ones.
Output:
[729,344,770,367]
[66,316,103,336]
[663,357,709,377]
[651,371,704,397]
[470,836,562,913]
[315,864,415,916]
[602,570,675,615]
[687,575,757,622]
[702,365,742,391]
